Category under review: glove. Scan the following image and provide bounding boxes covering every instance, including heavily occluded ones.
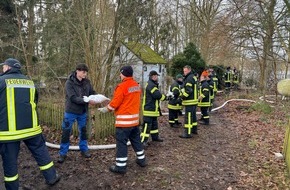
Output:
[98,107,109,113]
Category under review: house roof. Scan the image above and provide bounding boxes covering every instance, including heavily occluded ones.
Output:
[123,42,166,64]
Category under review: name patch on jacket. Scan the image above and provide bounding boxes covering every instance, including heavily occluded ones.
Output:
[128,86,140,93]
[5,79,34,88]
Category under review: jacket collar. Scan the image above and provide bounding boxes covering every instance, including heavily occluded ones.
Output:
[122,77,133,82]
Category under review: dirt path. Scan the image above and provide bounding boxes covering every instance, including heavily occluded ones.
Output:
[0,95,288,189]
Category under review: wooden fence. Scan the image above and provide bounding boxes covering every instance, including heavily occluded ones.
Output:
[37,102,115,141]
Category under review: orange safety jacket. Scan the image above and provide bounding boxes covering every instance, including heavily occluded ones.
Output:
[107,77,141,128]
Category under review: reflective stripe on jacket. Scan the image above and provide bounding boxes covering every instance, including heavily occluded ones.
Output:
[108,77,141,127]
[142,79,166,117]
[168,80,182,110]
[182,72,198,106]
[207,78,214,100]
[224,71,232,83]
[0,69,42,142]
[198,80,211,107]
[213,77,218,92]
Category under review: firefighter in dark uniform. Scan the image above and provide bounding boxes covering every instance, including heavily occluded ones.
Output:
[179,65,198,138]
[198,71,211,125]
[224,66,232,94]
[207,69,215,112]
[141,70,166,147]
[0,58,60,190]
[212,70,218,96]
[168,74,183,128]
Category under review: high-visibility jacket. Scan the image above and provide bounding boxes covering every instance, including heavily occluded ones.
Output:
[233,72,239,84]
[207,78,214,100]
[142,78,166,117]
[198,80,211,107]
[0,68,42,142]
[108,77,141,128]
[168,80,182,110]
[224,70,232,83]
[182,72,198,106]
[213,76,218,93]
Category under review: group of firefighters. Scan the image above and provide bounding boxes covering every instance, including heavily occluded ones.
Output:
[139,65,215,143]
[224,66,240,93]
[0,57,242,189]
[141,65,240,142]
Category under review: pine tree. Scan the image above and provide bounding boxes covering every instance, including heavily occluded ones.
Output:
[171,42,206,77]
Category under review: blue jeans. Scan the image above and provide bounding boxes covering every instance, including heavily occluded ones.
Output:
[59,112,89,155]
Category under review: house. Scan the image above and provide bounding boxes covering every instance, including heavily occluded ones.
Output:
[117,41,167,92]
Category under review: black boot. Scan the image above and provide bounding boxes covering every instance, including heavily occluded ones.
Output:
[46,173,61,186]
[192,126,198,134]
[136,158,147,167]
[142,141,150,149]
[152,137,164,142]
[179,129,192,138]
[81,151,91,158]
[109,165,127,174]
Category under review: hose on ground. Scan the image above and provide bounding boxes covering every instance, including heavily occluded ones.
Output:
[45,98,257,150]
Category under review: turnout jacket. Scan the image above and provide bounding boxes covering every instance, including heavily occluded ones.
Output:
[142,78,166,117]
[181,71,198,106]
[108,77,141,128]
[198,80,210,107]
[224,70,232,83]
[0,68,41,142]
[65,72,96,114]
[168,80,182,110]
[207,77,214,100]
[212,75,218,93]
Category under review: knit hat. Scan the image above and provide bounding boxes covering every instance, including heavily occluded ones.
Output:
[0,58,21,69]
[120,65,133,77]
[201,70,209,77]
[176,74,183,79]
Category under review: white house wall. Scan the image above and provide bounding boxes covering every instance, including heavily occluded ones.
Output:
[119,45,167,93]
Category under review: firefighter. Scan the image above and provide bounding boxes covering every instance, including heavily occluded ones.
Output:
[212,70,218,96]
[140,70,167,147]
[207,68,215,112]
[198,71,211,125]
[168,74,183,128]
[223,66,232,94]
[179,65,199,138]
[98,65,146,174]
[0,58,60,189]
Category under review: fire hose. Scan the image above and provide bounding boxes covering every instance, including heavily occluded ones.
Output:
[45,98,257,150]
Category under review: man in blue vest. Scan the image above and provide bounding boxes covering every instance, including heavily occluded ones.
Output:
[0,58,60,190]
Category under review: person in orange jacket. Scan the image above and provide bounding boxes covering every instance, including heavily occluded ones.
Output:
[98,65,147,174]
